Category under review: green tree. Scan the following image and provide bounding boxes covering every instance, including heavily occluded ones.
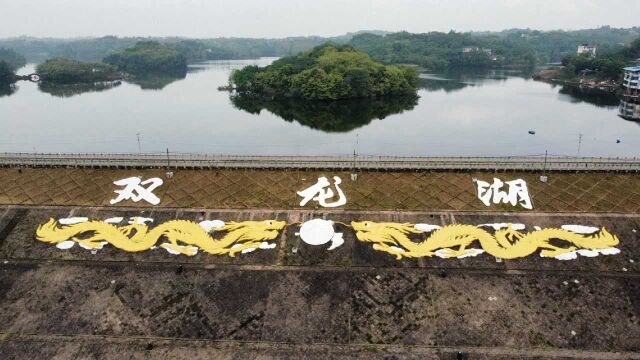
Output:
[559,38,638,80]
[103,41,187,75]
[229,44,419,100]
[230,65,260,92]
[0,48,26,70]
[36,58,119,83]
[0,61,16,84]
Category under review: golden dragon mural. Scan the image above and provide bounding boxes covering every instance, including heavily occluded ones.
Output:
[351,221,620,260]
[36,218,286,256]
[35,217,621,261]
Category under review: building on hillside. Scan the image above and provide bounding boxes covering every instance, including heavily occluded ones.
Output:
[462,47,497,60]
[462,46,492,55]
[577,44,597,56]
[622,66,640,104]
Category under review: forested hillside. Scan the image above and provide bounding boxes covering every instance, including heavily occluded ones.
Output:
[0,26,637,69]
[349,27,640,69]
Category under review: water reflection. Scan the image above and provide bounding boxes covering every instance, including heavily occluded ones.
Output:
[38,81,122,98]
[619,100,640,121]
[125,71,187,90]
[557,86,620,108]
[420,67,536,93]
[419,77,469,93]
[231,95,418,132]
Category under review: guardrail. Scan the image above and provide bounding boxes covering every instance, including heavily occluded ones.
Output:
[1,152,640,172]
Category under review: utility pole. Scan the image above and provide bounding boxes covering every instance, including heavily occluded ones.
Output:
[165,148,174,178]
[351,133,358,181]
[540,150,549,183]
[136,133,142,154]
[577,133,583,156]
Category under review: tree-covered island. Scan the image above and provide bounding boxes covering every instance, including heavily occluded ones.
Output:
[0,61,16,85]
[0,48,27,88]
[103,41,187,75]
[36,58,121,83]
[29,41,187,89]
[228,44,419,100]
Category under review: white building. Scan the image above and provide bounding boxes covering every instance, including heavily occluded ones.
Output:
[620,67,640,119]
[623,66,640,90]
[577,44,597,56]
[463,47,492,55]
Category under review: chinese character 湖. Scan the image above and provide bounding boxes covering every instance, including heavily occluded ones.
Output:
[474,178,532,210]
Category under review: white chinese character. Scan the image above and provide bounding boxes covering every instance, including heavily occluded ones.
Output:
[110,177,163,205]
[474,178,532,210]
[297,176,347,208]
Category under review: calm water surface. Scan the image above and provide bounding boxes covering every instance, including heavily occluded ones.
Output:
[1,59,637,157]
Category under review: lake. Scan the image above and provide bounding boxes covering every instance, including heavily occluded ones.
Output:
[1,59,638,157]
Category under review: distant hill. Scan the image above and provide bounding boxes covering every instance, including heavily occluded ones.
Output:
[0,31,386,63]
[0,27,637,65]
[349,26,640,69]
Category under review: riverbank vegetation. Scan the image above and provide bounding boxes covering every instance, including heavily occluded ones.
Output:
[0,61,16,84]
[348,27,639,70]
[350,32,537,69]
[0,48,26,70]
[562,38,640,79]
[171,40,235,63]
[229,44,419,100]
[535,38,640,86]
[36,58,121,84]
[103,41,187,75]
[0,48,26,87]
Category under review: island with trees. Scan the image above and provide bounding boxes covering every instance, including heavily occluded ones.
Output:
[228,44,419,100]
[36,58,121,83]
[23,41,188,93]
[0,61,16,84]
[0,48,27,96]
[0,61,17,96]
[103,41,187,75]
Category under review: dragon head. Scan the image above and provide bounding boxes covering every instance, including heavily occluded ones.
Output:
[351,221,423,245]
[585,227,620,248]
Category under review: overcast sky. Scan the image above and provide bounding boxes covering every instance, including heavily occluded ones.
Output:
[1,0,638,38]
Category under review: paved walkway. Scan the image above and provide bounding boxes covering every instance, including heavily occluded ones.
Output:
[1,168,640,212]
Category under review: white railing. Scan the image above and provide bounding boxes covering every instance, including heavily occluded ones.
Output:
[0,152,639,172]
